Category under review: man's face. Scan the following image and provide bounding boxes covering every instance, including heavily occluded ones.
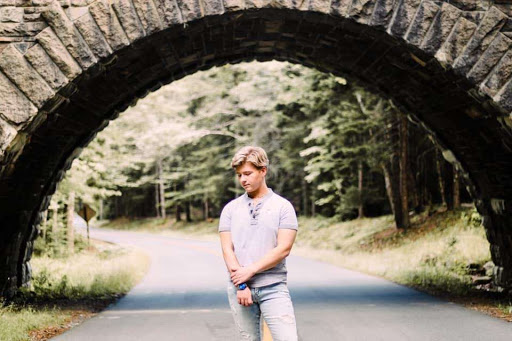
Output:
[235,162,266,193]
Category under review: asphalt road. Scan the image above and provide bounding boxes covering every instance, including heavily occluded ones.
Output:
[52,222,512,340]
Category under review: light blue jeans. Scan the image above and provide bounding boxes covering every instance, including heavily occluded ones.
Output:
[227,281,298,341]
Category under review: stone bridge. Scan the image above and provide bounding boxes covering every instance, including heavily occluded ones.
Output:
[1,0,512,298]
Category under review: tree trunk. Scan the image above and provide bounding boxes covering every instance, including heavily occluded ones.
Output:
[399,114,410,229]
[444,162,455,210]
[453,166,461,209]
[381,163,395,217]
[384,160,404,229]
[115,196,120,218]
[302,176,308,216]
[66,191,75,254]
[204,196,209,221]
[176,204,182,222]
[408,166,420,213]
[435,148,447,207]
[155,182,160,218]
[41,210,48,243]
[186,201,192,222]
[99,198,103,221]
[358,161,364,219]
[157,159,166,219]
[52,203,59,236]
[311,187,316,217]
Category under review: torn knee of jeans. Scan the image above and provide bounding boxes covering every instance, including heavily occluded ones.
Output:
[267,314,295,324]
[240,331,252,340]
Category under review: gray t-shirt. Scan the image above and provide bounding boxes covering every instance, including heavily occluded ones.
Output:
[218,188,298,287]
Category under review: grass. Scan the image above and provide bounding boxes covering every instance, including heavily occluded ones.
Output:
[293,207,491,296]
[0,305,67,341]
[0,239,150,341]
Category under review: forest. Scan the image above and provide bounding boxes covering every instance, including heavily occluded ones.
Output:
[41,60,472,246]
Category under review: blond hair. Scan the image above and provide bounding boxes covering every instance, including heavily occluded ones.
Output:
[231,146,269,170]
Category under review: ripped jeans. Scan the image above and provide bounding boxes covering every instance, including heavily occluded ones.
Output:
[227,281,298,341]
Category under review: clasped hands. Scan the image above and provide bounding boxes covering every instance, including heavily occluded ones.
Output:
[230,265,256,307]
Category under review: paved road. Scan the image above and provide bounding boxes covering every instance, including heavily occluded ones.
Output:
[53,223,512,340]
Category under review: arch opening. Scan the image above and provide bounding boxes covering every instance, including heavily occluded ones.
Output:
[1,4,512,298]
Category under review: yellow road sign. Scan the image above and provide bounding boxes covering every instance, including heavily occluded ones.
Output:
[78,203,96,222]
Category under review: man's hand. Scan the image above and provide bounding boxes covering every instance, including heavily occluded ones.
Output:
[229,264,241,274]
[231,265,256,286]
[237,287,253,306]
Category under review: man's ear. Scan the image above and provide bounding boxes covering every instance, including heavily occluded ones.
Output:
[261,166,267,176]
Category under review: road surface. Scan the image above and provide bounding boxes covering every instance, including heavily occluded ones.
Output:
[53,221,512,340]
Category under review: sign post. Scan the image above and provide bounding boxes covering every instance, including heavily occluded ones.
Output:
[77,203,96,245]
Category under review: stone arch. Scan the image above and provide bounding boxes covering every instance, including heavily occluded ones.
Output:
[1,0,512,298]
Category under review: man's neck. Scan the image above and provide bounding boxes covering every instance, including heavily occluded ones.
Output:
[248,184,269,199]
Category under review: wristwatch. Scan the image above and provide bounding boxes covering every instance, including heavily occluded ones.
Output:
[238,283,247,290]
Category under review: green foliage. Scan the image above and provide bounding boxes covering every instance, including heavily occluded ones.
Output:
[0,304,67,341]
[460,206,483,228]
[46,60,464,225]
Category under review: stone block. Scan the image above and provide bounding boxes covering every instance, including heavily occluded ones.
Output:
[132,0,163,35]
[461,10,485,24]
[245,0,293,11]
[35,27,82,79]
[23,13,42,22]
[404,0,439,46]
[25,43,68,90]
[481,49,512,97]
[387,0,421,37]
[0,70,37,125]
[223,0,245,11]
[349,0,376,24]
[111,0,145,43]
[0,7,23,23]
[435,16,476,67]
[65,6,89,20]
[152,0,182,26]
[32,0,55,5]
[41,1,97,69]
[494,77,512,112]
[330,0,352,17]
[370,0,399,28]
[420,2,461,55]
[71,0,95,6]
[200,0,225,16]
[89,0,130,51]
[302,0,331,14]
[0,44,54,108]
[0,22,47,36]
[178,0,203,21]
[0,117,16,156]
[453,6,508,76]
[73,10,113,59]
[468,33,512,84]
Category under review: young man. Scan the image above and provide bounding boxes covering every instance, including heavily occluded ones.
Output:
[219,146,299,340]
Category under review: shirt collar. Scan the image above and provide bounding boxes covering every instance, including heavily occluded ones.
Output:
[243,187,274,204]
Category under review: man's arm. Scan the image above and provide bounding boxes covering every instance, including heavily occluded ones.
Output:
[230,228,297,286]
[220,231,241,274]
[220,231,254,306]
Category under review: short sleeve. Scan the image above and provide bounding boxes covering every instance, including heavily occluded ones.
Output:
[218,202,233,232]
[279,200,298,230]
